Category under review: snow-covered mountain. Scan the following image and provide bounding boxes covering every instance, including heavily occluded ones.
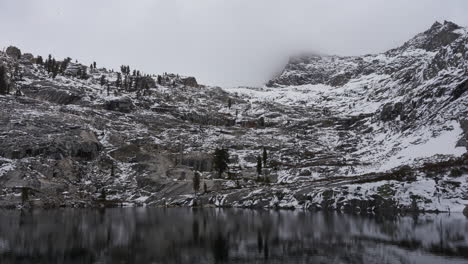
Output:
[0,21,467,213]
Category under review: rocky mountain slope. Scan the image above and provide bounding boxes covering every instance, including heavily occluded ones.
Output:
[0,21,467,213]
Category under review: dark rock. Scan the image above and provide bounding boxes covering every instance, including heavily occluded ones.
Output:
[105,97,134,113]
[329,72,352,87]
[179,152,213,172]
[0,130,101,161]
[457,119,468,148]
[20,53,34,64]
[420,21,461,51]
[380,102,404,121]
[135,76,155,90]
[451,79,468,102]
[22,85,82,105]
[64,63,86,77]
[181,77,198,87]
[182,112,235,126]
[299,169,312,176]
[6,46,21,59]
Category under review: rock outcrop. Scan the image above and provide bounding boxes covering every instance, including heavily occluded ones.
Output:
[181,76,198,87]
[105,97,134,113]
[5,46,21,59]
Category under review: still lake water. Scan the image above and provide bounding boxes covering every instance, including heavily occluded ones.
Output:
[0,208,467,264]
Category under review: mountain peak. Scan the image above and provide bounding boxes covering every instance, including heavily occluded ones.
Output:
[426,20,461,34]
[403,20,464,51]
[429,21,443,30]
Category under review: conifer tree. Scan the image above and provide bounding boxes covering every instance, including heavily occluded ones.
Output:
[213,148,229,178]
[45,55,53,73]
[80,67,87,79]
[60,57,71,73]
[116,72,122,88]
[93,61,96,69]
[193,172,200,195]
[262,147,267,167]
[36,56,43,65]
[100,75,106,86]
[52,63,59,78]
[0,65,8,95]
[257,156,262,176]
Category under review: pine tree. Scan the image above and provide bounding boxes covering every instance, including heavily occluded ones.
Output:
[100,75,106,86]
[60,57,71,73]
[93,61,96,69]
[80,67,87,79]
[213,148,229,178]
[228,98,232,109]
[99,188,107,201]
[116,73,122,88]
[193,172,200,195]
[133,77,139,90]
[256,156,262,176]
[262,147,267,167]
[45,55,53,73]
[36,56,43,65]
[204,182,208,193]
[0,65,8,95]
[52,63,59,78]
[157,75,162,85]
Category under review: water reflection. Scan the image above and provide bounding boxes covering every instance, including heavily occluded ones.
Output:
[0,208,467,264]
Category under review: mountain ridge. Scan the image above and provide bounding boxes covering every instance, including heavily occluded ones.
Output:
[0,21,467,213]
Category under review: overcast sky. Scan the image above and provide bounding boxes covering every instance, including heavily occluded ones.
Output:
[1,0,467,87]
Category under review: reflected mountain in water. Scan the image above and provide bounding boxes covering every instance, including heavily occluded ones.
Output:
[0,208,467,264]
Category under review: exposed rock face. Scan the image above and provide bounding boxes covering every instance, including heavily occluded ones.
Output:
[21,84,82,105]
[178,152,213,172]
[20,53,35,64]
[457,119,468,148]
[380,102,404,121]
[0,21,467,212]
[181,77,198,87]
[64,63,86,77]
[5,46,21,59]
[451,79,468,102]
[137,76,156,89]
[105,97,134,113]
[404,21,462,51]
[0,128,101,160]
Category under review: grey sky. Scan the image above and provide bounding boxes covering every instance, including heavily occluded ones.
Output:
[1,0,467,87]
